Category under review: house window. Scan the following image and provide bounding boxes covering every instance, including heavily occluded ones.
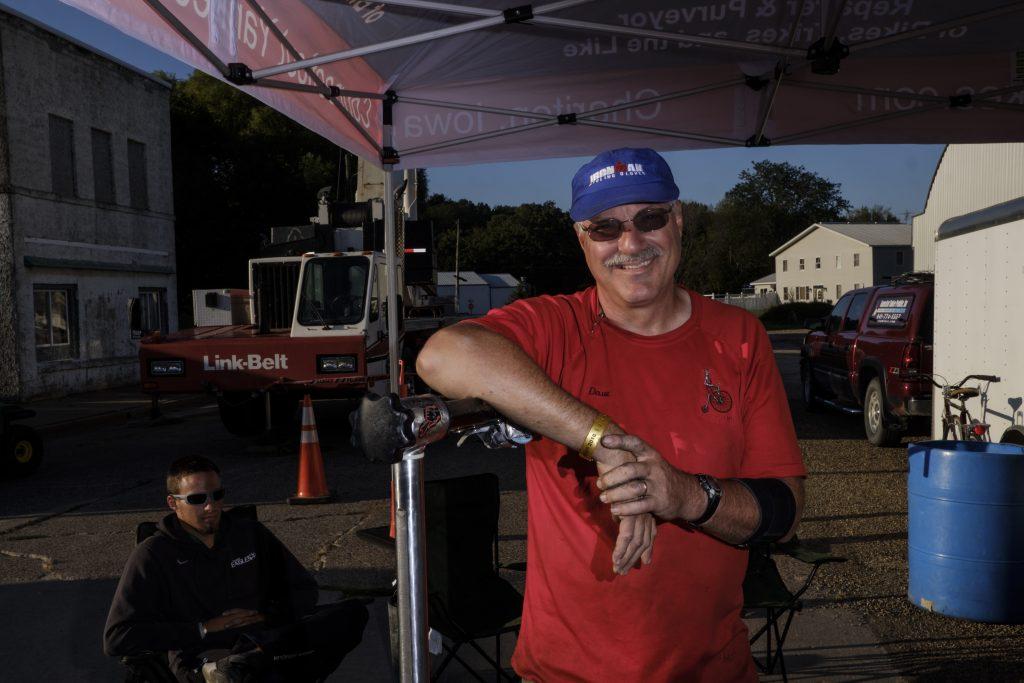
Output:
[34,284,79,361]
[91,128,115,204]
[782,259,788,272]
[799,258,805,270]
[896,250,904,265]
[853,253,860,267]
[835,255,842,268]
[783,286,789,301]
[49,114,76,198]
[836,284,842,299]
[128,139,149,210]
[138,287,168,334]
[854,282,863,290]
[815,257,821,269]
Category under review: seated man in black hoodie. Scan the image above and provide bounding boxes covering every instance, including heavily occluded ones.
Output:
[103,456,367,682]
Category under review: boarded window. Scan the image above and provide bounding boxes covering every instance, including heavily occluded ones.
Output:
[49,115,76,197]
[138,287,168,334]
[128,139,149,210]
[34,284,79,361]
[91,128,115,204]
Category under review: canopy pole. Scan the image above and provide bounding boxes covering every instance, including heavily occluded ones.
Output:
[788,81,1024,113]
[750,0,809,147]
[580,120,742,146]
[141,0,229,74]
[242,0,383,155]
[384,170,401,394]
[393,449,428,683]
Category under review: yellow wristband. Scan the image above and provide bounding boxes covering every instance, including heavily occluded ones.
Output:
[578,413,611,461]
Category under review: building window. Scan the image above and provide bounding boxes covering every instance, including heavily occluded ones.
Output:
[783,286,789,301]
[128,139,149,210]
[853,253,860,267]
[138,287,168,333]
[815,257,821,269]
[799,258,805,270]
[782,259,788,272]
[854,282,862,290]
[34,284,79,361]
[835,255,842,268]
[91,128,115,204]
[49,114,76,198]
[836,284,842,299]
[896,250,904,265]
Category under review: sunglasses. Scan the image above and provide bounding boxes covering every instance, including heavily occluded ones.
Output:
[581,205,673,242]
[171,488,226,505]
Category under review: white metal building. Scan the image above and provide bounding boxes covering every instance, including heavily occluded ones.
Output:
[770,223,912,305]
[479,273,520,309]
[916,143,1024,442]
[436,271,489,316]
[0,8,176,399]
[912,143,1024,272]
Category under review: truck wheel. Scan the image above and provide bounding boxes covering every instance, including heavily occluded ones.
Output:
[864,378,901,447]
[800,361,821,412]
[218,393,265,437]
[3,425,43,477]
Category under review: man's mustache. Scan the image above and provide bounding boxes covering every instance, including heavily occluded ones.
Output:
[604,246,663,268]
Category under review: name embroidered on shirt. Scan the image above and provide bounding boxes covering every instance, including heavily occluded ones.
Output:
[230,552,256,568]
[588,387,610,397]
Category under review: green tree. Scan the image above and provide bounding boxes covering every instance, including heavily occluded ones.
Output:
[706,161,850,292]
[160,71,352,325]
[846,205,902,223]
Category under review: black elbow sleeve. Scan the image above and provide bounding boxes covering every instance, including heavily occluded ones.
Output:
[737,478,797,543]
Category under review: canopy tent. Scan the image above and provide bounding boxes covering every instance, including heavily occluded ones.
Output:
[64,0,1024,170]
[58,3,1024,680]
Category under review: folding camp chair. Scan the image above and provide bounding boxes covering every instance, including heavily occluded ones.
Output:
[742,537,846,682]
[424,473,523,683]
[120,505,258,683]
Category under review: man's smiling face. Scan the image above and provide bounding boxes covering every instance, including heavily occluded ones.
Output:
[577,201,683,310]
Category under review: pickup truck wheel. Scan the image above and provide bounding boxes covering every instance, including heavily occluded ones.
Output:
[3,425,43,477]
[864,378,901,447]
[800,361,822,412]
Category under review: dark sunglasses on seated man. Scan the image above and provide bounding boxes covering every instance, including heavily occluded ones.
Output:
[171,488,226,505]
[582,204,673,242]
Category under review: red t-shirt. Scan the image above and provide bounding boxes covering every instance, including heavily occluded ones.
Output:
[467,287,805,682]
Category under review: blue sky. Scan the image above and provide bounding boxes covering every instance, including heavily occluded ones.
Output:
[4,0,944,218]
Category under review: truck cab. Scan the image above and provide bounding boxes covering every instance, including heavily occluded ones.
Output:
[801,274,934,446]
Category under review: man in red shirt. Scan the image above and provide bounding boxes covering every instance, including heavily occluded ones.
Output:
[417,147,806,681]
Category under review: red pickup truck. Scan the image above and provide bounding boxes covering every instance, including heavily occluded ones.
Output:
[800,275,934,446]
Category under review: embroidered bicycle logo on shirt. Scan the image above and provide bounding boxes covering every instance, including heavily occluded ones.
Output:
[702,369,733,414]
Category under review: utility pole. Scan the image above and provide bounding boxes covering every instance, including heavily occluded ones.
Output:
[454,219,460,314]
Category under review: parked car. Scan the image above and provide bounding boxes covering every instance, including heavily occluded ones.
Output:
[800,274,934,446]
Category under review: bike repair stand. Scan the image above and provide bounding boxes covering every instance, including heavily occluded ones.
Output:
[355,392,530,683]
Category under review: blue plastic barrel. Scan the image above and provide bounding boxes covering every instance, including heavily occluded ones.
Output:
[907,440,1024,622]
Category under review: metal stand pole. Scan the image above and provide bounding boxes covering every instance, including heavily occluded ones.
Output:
[394,447,428,683]
[383,170,401,394]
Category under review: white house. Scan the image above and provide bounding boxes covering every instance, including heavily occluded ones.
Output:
[0,8,176,400]
[770,223,912,304]
[437,271,490,315]
[750,273,776,295]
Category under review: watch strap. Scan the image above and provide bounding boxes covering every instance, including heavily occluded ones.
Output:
[691,474,722,527]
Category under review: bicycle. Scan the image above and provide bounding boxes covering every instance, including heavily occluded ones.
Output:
[910,372,1001,441]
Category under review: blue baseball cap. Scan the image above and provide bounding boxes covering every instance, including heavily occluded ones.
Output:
[570,148,679,222]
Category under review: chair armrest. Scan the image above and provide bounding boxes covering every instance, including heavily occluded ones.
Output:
[775,537,846,566]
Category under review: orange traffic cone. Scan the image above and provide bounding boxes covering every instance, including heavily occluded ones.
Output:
[287,395,334,505]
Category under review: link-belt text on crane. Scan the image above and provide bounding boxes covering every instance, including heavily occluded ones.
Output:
[202,354,289,371]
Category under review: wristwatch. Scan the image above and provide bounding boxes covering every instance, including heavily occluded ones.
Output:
[691,474,722,527]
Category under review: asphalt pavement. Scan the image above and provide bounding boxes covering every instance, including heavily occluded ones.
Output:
[5,332,1020,681]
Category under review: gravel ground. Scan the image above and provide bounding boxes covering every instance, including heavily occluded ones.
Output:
[775,332,1024,681]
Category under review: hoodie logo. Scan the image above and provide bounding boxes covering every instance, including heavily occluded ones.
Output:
[176,559,189,565]
[231,552,256,568]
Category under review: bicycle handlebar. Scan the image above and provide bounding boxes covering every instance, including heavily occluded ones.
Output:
[905,371,1000,390]
[353,392,526,464]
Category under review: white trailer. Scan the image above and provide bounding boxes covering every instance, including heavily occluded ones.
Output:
[933,197,1024,445]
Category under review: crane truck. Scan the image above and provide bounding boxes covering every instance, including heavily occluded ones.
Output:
[135,195,452,436]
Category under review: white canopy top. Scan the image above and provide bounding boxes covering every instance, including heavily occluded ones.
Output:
[64,0,1024,169]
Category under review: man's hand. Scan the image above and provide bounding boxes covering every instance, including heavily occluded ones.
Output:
[596,434,702,522]
[594,431,657,575]
[203,608,265,634]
